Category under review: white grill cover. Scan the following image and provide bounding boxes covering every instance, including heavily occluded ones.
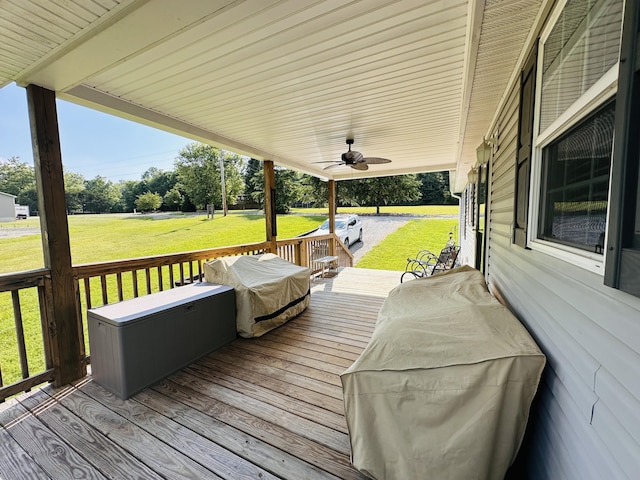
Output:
[341,266,545,480]
[204,253,310,338]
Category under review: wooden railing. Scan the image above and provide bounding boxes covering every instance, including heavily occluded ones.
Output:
[74,241,272,309]
[0,234,352,401]
[0,269,55,402]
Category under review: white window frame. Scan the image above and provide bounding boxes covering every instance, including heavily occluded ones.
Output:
[526,0,622,275]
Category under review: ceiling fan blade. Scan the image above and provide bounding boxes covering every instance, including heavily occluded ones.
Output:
[312,160,342,164]
[363,157,392,164]
[350,162,369,171]
[323,163,344,170]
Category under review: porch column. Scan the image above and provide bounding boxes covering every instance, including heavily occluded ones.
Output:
[328,180,336,255]
[27,84,86,386]
[264,160,277,252]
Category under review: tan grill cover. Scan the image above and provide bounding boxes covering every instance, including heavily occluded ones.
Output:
[341,266,545,480]
[204,253,310,338]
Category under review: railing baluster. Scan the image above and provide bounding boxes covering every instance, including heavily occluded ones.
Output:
[11,290,30,383]
[100,275,108,305]
[145,268,152,295]
[39,277,54,371]
[83,277,92,310]
[132,270,139,298]
[188,262,194,285]
[179,263,185,286]
[169,266,175,289]
[157,266,163,291]
[197,260,203,282]
[116,272,124,302]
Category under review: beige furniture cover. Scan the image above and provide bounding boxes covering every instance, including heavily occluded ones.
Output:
[204,253,310,338]
[341,266,545,480]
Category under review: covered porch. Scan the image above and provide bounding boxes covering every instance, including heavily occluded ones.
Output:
[0,268,400,480]
[0,1,555,478]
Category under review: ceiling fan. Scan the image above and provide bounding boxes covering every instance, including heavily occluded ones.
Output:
[314,139,392,171]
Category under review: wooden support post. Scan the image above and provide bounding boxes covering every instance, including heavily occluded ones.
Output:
[27,85,86,386]
[299,239,308,268]
[328,180,336,256]
[264,160,277,253]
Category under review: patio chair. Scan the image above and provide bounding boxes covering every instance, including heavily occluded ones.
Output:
[401,243,461,283]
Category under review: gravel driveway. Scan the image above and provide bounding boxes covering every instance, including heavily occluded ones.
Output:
[348,216,414,264]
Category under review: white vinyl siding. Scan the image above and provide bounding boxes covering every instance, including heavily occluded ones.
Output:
[486,51,640,479]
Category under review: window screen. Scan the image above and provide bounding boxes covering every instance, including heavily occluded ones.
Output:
[538,100,615,252]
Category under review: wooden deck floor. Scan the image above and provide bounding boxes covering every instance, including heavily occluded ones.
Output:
[0,268,402,480]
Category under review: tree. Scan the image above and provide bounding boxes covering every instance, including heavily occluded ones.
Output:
[273,168,305,213]
[142,168,177,199]
[118,180,147,212]
[0,157,39,213]
[84,176,121,213]
[64,171,86,213]
[0,157,34,195]
[135,191,162,212]
[417,172,453,205]
[244,158,263,206]
[247,164,306,214]
[341,175,422,213]
[174,143,244,209]
[163,187,183,211]
[301,175,329,207]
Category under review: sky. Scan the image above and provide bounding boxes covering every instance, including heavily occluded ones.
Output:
[0,83,194,182]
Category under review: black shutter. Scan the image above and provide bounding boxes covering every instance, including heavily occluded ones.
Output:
[514,45,537,247]
[606,0,640,297]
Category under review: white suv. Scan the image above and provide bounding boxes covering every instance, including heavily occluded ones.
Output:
[316,214,363,247]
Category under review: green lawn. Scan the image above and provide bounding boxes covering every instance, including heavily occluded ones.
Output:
[0,213,325,273]
[356,219,457,271]
[0,210,456,387]
[291,205,459,216]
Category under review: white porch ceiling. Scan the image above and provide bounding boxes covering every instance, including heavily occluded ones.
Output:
[0,0,543,192]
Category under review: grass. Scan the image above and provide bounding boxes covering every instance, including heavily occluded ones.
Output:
[0,209,455,387]
[356,219,456,271]
[0,213,325,273]
[291,205,459,216]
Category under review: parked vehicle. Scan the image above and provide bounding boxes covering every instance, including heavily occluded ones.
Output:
[315,214,363,247]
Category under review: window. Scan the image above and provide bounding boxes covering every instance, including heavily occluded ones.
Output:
[605,0,640,297]
[514,0,624,270]
[538,100,614,253]
[539,0,623,132]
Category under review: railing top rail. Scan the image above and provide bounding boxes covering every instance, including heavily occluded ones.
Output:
[3,235,352,287]
[0,268,49,292]
[73,241,271,279]
[276,237,304,246]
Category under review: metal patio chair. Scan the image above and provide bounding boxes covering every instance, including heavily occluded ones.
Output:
[401,243,461,283]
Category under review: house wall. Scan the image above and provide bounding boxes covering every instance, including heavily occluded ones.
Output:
[0,192,16,222]
[478,49,640,479]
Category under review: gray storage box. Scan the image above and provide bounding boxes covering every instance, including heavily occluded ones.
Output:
[87,282,235,399]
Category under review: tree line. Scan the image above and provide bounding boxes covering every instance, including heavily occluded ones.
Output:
[0,143,456,216]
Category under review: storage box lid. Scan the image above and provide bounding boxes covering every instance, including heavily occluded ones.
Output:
[88,282,233,326]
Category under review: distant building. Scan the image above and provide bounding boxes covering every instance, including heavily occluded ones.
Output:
[0,191,17,222]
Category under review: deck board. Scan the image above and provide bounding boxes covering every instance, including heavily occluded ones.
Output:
[0,267,401,479]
